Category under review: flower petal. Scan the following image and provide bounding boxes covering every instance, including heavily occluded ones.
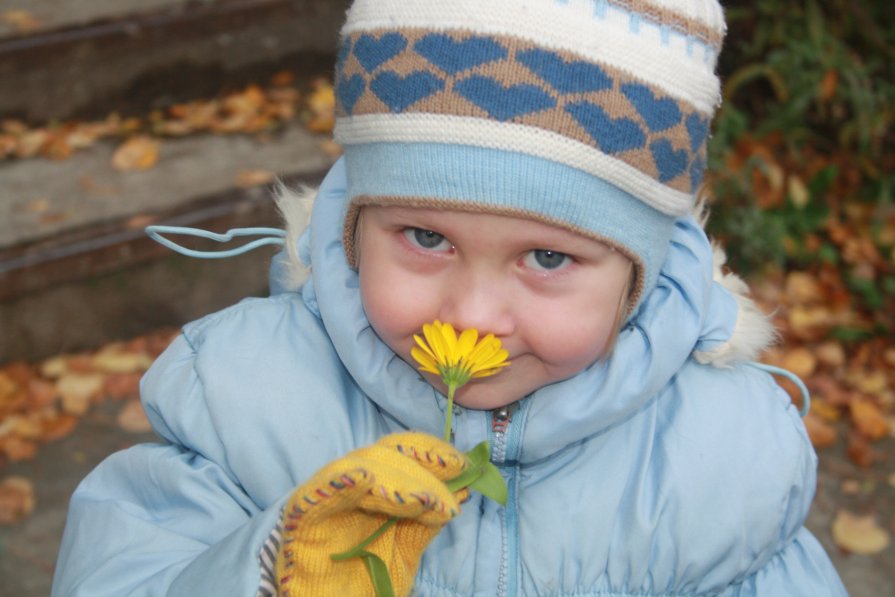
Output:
[470,361,511,378]
[440,322,460,366]
[467,334,498,360]
[457,328,478,358]
[471,348,510,370]
[413,334,436,360]
[411,346,440,374]
[424,322,448,367]
[466,336,509,372]
[471,366,507,378]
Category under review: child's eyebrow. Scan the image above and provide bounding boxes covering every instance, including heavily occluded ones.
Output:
[375,207,441,223]
[490,226,617,258]
[510,225,611,253]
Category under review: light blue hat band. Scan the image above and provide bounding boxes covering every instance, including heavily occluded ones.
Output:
[344,142,675,303]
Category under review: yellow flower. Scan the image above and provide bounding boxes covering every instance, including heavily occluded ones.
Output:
[411,320,510,440]
[411,321,510,385]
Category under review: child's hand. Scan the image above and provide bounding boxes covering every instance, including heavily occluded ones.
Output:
[276,432,469,597]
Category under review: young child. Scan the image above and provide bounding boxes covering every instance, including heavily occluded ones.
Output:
[53,1,847,595]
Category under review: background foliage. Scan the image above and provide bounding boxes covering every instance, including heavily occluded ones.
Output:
[708,0,894,338]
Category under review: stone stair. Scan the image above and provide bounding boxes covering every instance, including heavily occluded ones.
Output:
[0,0,347,362]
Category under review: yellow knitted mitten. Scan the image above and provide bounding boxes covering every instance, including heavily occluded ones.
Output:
[276,432,469,597]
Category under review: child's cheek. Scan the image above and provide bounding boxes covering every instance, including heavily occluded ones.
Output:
[526,307,615,373]
[360,269,434,353]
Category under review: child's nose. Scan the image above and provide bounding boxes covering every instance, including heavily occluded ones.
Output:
[439,275,515,339]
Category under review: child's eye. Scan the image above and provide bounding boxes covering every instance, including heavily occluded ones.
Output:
[523,249,572,271]
[404,228,451,251]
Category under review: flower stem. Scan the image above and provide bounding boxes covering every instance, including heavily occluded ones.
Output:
[444,383,456,442]
[330,517,398,561]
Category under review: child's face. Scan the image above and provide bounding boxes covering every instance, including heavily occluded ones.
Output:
[357,206,632,410]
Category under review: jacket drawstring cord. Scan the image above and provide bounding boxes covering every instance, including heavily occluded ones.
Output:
[145,225,286,259]
[746,362,811,417]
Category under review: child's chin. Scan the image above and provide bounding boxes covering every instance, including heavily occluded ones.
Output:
[452,383,520,411]
[417,369,527,410]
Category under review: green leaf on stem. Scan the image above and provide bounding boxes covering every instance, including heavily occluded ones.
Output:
[359,550,396,597]
[470,460,507,506]
[445,441,507,506]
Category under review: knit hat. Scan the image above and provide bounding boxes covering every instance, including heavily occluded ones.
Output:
[334,0,726,310]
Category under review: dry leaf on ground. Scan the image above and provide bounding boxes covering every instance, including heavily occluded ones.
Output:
[41,414,78,442]
[235,169,275,188]
[784,271,823,305]
[847,433,876,468]
[215,85,269,133]
[1,436,36,462]
[788,305,835,341]
[840,479,861,495]
[112,136,160,171]
[884,349,895,368]
[305,78,335,133]
[6,415,42,440]
[104,372,142,401]
[4,78,317,164]
[804,411,837,448]
[848,370,889,397]
[810,374,851,408]
[832,510,891,555]
[0,10,42,33]
[815,341,846,369]
[850,400,890,441]
[782,347,818,379]
[40,355,69,379]
[28,378,59,408]
[19,198,50,214]
[271,70,296,87]
[318,139,343,158]
[809,397,841,422]
[15,130,49,158]
[92,346,153,374]
[117,400,152,434]
[0,329,166,472]
[0,476,35,524]
[80,176,120,197]
[57,373,105,415]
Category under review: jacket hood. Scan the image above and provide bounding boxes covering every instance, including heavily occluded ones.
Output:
[271,158,774,462]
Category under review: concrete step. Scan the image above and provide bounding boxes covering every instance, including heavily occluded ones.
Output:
[0,1,346,362]
[0,0,348,122]
[1,121,336,363]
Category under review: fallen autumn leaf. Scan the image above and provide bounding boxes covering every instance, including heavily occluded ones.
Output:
[832,510,891,555]
[117,400,152,434]
[112,136,160,172]
[235,169,275,188]
[0,476,35,524]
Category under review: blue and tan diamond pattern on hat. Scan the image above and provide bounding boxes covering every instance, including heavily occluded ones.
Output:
[336,28,712,195]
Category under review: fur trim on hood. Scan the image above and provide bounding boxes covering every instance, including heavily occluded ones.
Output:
[274,185,776,367]
[274,182,315,292]
[693,245,778,367]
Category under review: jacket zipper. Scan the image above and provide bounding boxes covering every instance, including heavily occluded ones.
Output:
[491,405,512,461]
[489,403,522,597]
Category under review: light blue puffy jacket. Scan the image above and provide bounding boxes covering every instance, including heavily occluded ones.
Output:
[53,159,846,596]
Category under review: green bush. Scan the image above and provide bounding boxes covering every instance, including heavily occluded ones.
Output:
[708,0,895,275]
